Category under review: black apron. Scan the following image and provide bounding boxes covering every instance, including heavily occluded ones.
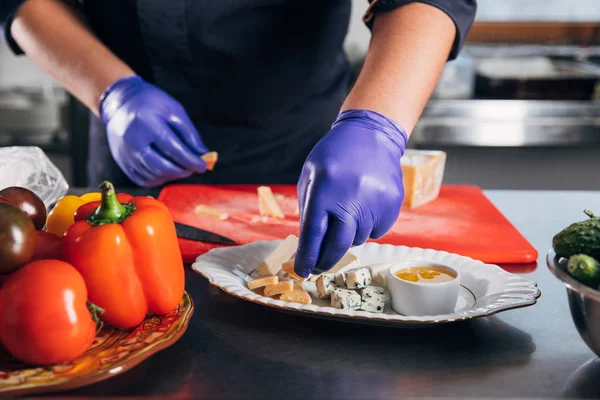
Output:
[84,0,351,187]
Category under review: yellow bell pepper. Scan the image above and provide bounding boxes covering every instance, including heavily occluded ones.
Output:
[46,192,102,236]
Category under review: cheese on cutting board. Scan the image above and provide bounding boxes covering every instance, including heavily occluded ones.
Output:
[309,252,360,282]
[194,204,229,221]
[257,186,284,219]
[253,235,299,276]
[401,149,446,209]
[201,151,218,171]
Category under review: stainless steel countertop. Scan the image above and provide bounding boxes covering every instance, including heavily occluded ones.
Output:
[413,100,600,147]
[54,189,600,399]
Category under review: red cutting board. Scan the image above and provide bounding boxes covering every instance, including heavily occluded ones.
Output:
[158,184,538,265]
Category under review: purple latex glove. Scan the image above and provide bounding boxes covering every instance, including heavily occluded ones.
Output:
[294,109,408,278]
[99,75,208,187]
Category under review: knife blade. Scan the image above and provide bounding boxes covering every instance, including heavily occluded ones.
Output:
[174,222,236,245]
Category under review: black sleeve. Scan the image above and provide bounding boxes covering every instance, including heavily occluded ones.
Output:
[364,0,477,60]
[0,0,28,54]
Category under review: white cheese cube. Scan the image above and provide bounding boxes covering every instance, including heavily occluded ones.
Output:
[346,267,372,290]
[331,289,361,310]
[361,285,386,297]
[316,274,337,299]
[360,292,387,313]
[334,272,347,288]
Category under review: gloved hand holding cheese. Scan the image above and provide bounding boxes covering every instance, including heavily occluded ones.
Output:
[294,109,408,278]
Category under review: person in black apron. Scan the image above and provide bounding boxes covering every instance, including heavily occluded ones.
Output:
[2,0,476,276]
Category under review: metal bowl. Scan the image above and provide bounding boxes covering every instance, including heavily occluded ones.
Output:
[547,249,600,357]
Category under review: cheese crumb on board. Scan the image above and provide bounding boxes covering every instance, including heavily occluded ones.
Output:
[248,275,278,290]
[257,186,284,219]
[253,235,299,276]
[401,149,446,209]
[201,151,218,171]
[309,252,360,282]
[331,288,361,310]
[194,204,229,221]
[346,267,372,290]
[280,287,312,305]
[264,280,294,297]
[282,258,310,282]
[316,274,336,298]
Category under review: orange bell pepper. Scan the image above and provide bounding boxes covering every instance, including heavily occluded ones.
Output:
[62,181,184,329]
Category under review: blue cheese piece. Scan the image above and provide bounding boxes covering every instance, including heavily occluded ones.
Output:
[334,272,347,288]
[316,274,337,298]
[331,288,361,310]
[346,267,372,290]
[360,285,386,297]
[360,291,387,313]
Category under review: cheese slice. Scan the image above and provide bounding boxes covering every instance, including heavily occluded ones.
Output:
[253,235,299,276]
[280,287,312,305]
[201,152,218,171]
[257,186,284,219]
[282,258,311,282]
[309,252,360,282]
[401,149,446,209]
[264,280,294,297]
[194,204,229,221]
[248,275,278,290]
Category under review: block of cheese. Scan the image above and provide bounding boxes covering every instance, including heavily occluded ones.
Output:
[309,252,360,282]
[282,258,311,282]
[194,204,229,221]
[254,235,299,276]
[257,186,284,219]
[280,287,312,305]
[201,151,218,171]
[334,272,347,288]
[360,285,386,297]
[331,288,361,310]
[401,149,446,209]
[316,273,337,298]
[248,275,278,290]
[346,267,372,290]
[360,290,387,313]
[264,280,294,297]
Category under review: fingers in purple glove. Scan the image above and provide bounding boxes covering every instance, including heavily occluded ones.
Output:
[294,206,329,278]
[168,113,209,155]
[313,217,357,275]
[154,127,207,174]
[138,146,193,181]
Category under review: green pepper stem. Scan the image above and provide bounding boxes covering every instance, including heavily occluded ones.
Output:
[86,181,135,226]
[584,210,597,219]
[87,300,105,332]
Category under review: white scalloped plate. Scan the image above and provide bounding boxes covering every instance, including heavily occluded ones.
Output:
[191,241,541,328]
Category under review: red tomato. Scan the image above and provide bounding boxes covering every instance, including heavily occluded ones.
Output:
[31,230,64,261]
[0,260,97,365]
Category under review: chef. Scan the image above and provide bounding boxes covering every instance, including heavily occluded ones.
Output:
[1,0,476,277]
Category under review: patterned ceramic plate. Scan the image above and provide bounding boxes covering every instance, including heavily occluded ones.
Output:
[192,241,541,328]
[0,291,193,396]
